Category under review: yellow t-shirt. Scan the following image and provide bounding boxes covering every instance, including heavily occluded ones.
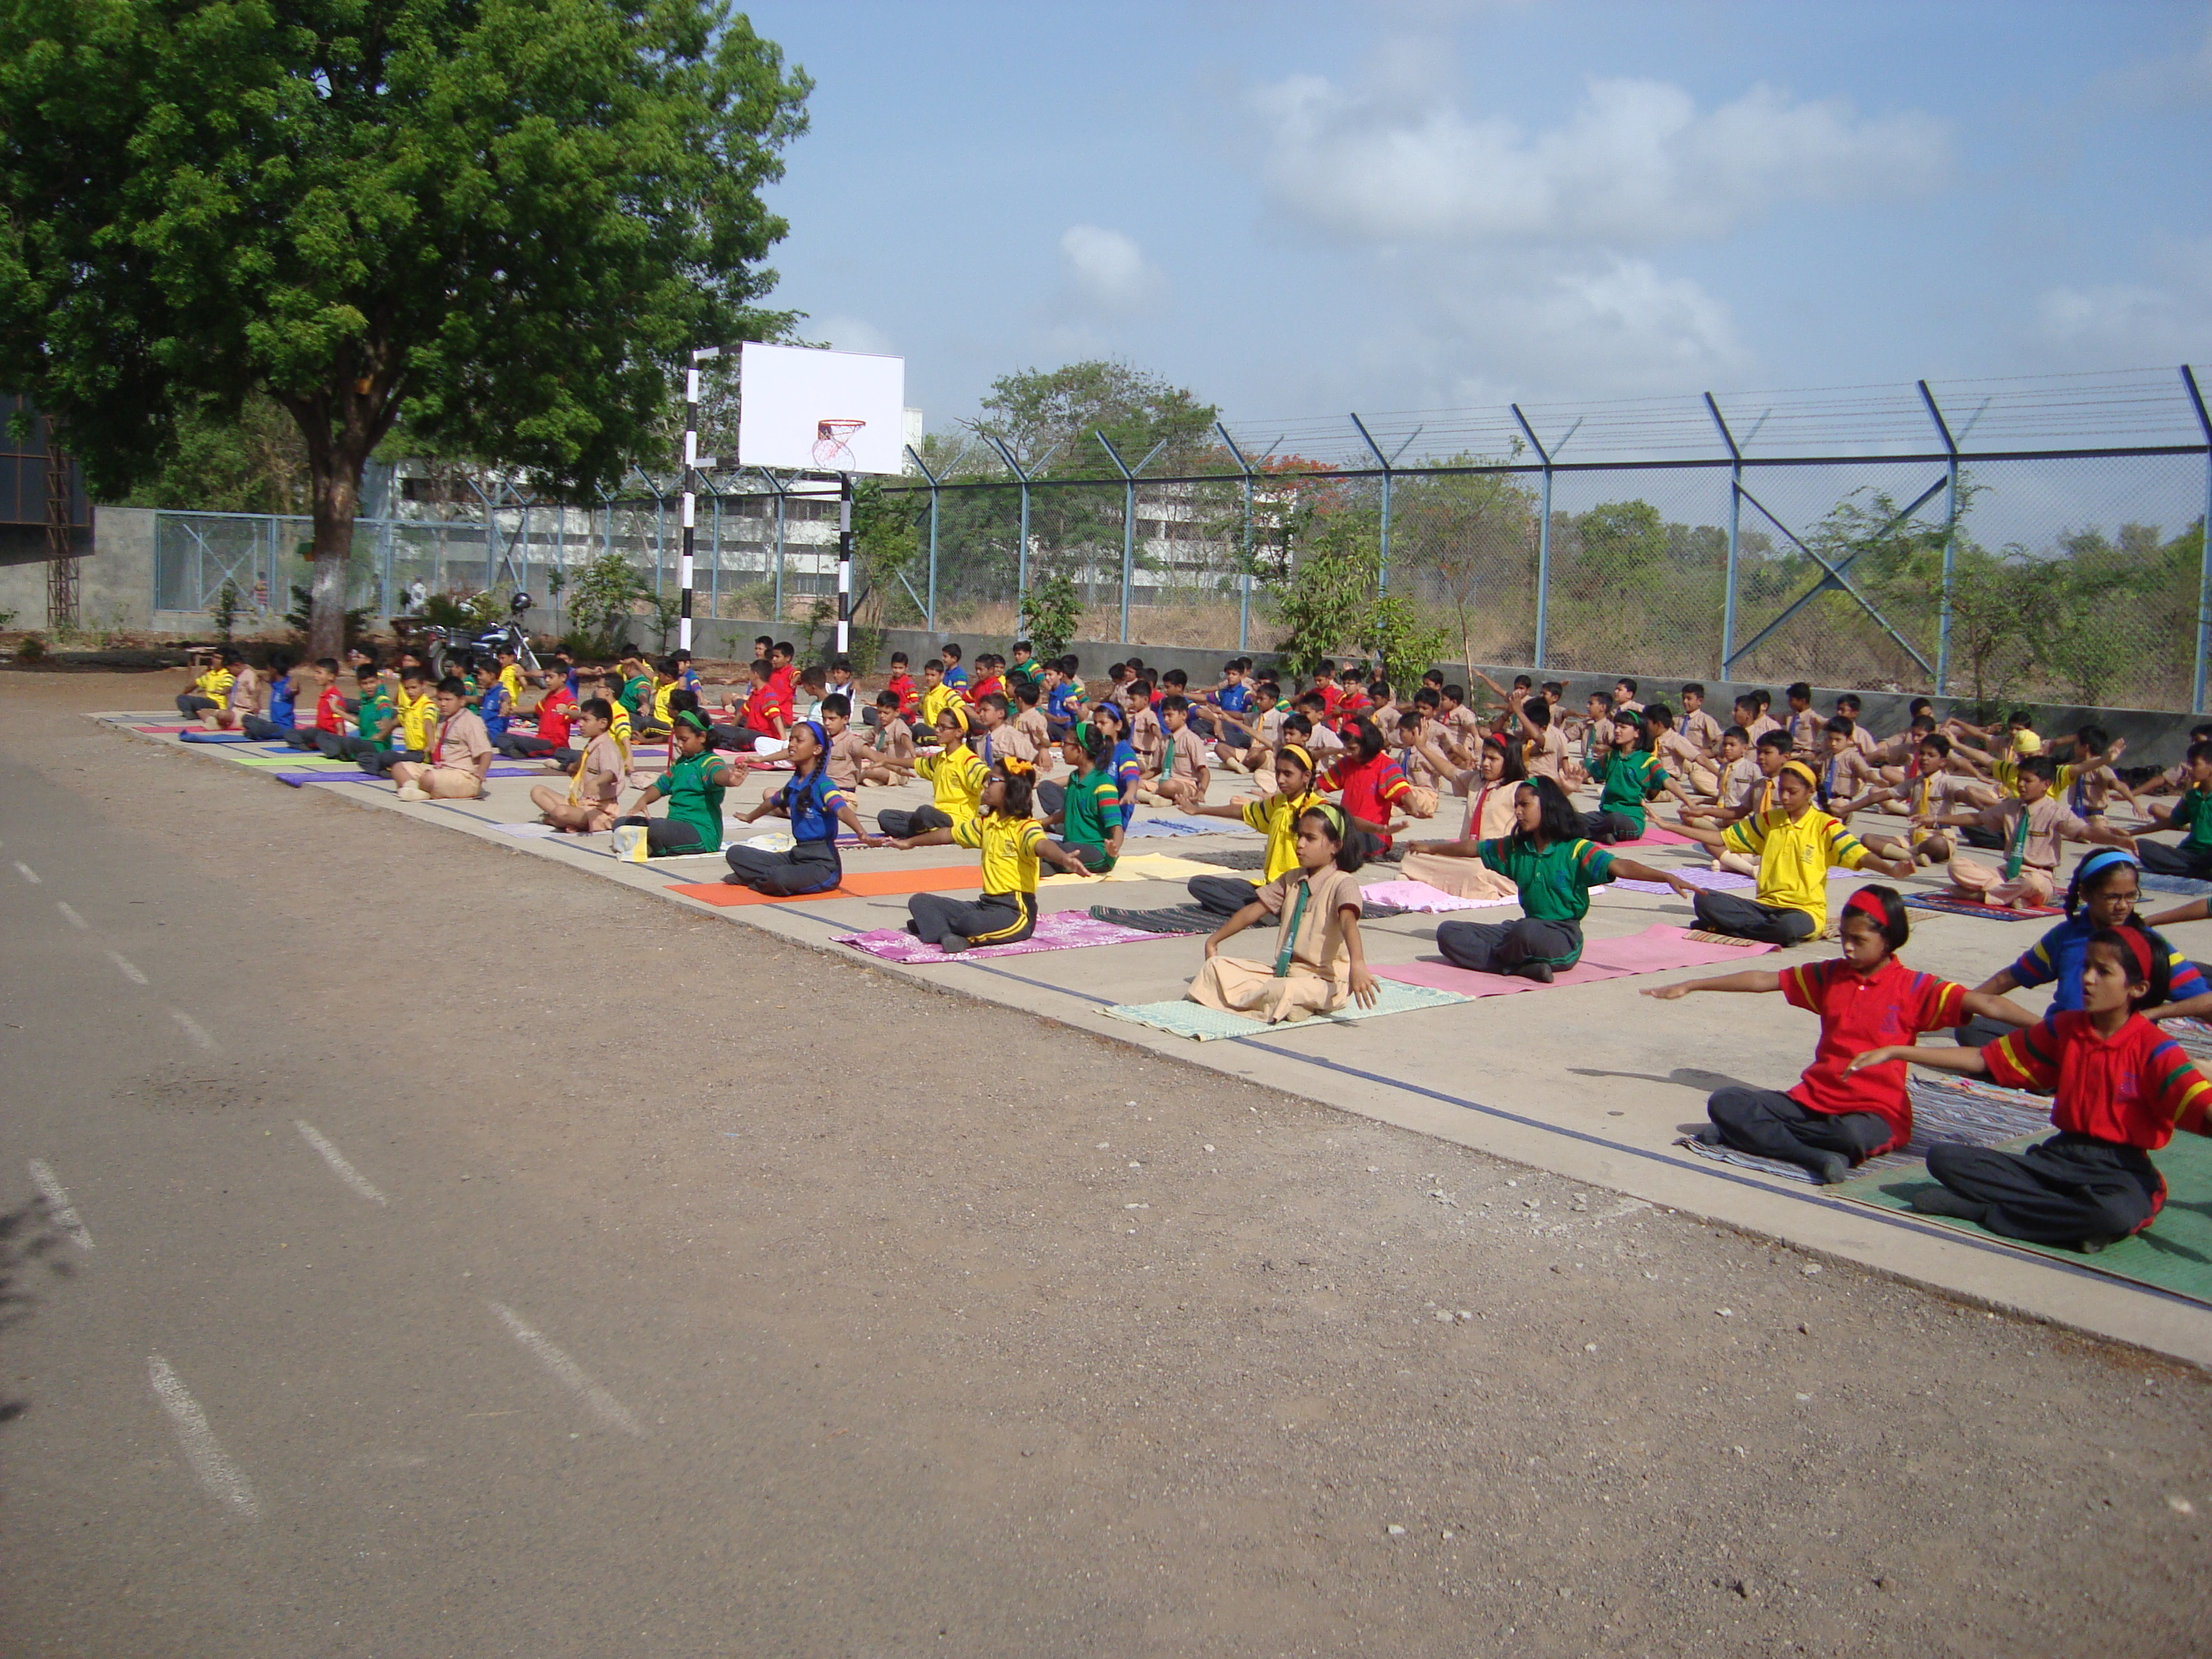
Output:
[1721,806,1871,930]
[920,681,958,731]
[651,680,676,724]
[916,743,986,822]
[954,811,1047,895]
[395,690,439,752]
[1240,788,1324,882]
[1991,756,2079,799]
[197,666,235,702]
[499,664,525,706]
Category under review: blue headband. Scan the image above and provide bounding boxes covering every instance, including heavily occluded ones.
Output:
[2077,848,2138,883]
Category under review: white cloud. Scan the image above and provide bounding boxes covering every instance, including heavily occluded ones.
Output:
[1058,224,1166,314]
[1250,72,1950,247]
[817,314,895,354]
[2032,238,2212,367]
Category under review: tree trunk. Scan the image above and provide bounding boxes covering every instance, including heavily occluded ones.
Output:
[306,453,361,660]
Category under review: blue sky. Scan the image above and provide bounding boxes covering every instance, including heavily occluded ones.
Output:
[739,0,2212,438]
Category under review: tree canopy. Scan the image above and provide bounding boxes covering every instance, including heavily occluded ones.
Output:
[969,360,1219,478]
[0,0,810,649]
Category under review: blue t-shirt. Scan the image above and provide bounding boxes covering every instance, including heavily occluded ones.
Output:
[2011,917,2208,1012]
[268,676,295,728]
[942,663,968,689]
[1046,680,1082,720]
[480,683,510,739]
[1216,682,1252,715]
[779,768,849,845]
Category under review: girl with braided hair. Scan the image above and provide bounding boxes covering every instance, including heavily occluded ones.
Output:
[893,758,1094,951]
[722,720,882,895]
[1187,803,1379,1024]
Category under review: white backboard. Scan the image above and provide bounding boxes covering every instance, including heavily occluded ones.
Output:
[737,342,907,475]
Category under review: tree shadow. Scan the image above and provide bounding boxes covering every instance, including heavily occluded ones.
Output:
[0,1197,75,1428]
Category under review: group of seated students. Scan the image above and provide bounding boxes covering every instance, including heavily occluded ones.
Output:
[184,639,2212,1253]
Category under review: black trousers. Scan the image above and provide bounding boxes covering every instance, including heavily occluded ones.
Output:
[316,731,381,761]
[176,693,218,718]
[712,722,779,752]
[1189,874,1261,916]
[496,731,559,758]
[1052,839,1113,872]
[1925,1134,2162,1245]
[1580,808,1641,844]
[1951,1014,2020,1052]
[281,726,326,750]
[1036,781,1066,819]
[878,804,954,839]
[2139,840,2212,880]
[617,815,712,855]
[1702,1086,1893,1179]
[1694,890,1817,945]
[356,746,424,777]
[1435,916,1583,974]
[907,890,1036,949]
[724,838,841,895]
[238,714,288,741]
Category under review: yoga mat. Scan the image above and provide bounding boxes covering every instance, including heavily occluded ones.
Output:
[270,765,548,787]
[1101,979,1472,1042]
[175,731,255,743]
[1040,853,1231,886]
[1607,867,1755,895]
[1615,823,1699,847]
[1904,894,2063,921]
[833,908,1161,964]
[1374,924,1778,1000]
[1123,814,1240,838]
[1088,903,1221,936]
[2140,872,2212,897]
[1197,847,1271,872]
[1680,1076,2057,1185]
[1359,878,1514,914]
[1840,1128,2212,1305]
[664,865,983,907]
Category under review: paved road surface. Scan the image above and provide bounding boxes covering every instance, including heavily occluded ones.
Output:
[1,670,2208,1658]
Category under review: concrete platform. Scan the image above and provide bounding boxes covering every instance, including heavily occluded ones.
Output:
[104,710,2212,1370]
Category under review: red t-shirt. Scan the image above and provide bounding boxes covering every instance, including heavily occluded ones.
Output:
[314,684,345,733]
[1315,683,1343,717]
[886,673,918,717]
[969,672,1004,705]
[742,682,786,732]
[1317,750,1413,852]
[533,684,575,747]
[1986,1012,2212,1151]
[1778,956,1969,1147]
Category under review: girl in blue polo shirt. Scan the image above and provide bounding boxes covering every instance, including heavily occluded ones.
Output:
[723,720,881,895]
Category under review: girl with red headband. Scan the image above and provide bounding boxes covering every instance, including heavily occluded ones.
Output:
[1852,919,2212,1248]
[1647,886,2030,1183]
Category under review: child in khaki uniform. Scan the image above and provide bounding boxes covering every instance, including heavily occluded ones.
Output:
[1188,803,1378,1024]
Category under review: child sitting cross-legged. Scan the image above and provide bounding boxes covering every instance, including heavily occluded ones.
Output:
[1041,726,1124,873]
[390,676,495,801]
[1187,802,1379,1025]
[1925,754,2136,910]
[890,758,1094,950]
[1645,885,2030,1183]
[722,719,882,895]
[1397,731,1527,902]
[1671,761,1915,944]
[529,699,625,834]
[1853,920,2212,1250]
[1181,741,1326,917]
[610,708,749,858]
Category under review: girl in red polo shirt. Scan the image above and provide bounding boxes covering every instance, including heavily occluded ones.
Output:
[1315,717,1416,855]
[1645,886,2030,1183]
[1854,921,2212,1248]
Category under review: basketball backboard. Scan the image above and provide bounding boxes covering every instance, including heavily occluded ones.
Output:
[736,342,907,476]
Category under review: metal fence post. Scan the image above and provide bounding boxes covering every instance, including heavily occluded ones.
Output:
[1351,413,1420,598]
[1510,405,1551,670]
[2184,366,2212,713]
[1919,380,1961,697]
[1096,432,1167,643]
[1704,394,1742,679]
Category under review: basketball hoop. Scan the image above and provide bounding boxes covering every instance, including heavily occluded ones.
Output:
[813,417,867,468]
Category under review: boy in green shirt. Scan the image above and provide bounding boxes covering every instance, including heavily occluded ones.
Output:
[2139,741,2212,880]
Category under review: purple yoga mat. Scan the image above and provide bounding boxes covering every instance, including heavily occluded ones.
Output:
[272,766,548,787]
[834,908,1159,963]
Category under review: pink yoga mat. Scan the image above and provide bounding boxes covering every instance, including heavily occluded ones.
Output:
[1375,924,1778,998]
[834,908,1160,964]
[1614,823,1698,847]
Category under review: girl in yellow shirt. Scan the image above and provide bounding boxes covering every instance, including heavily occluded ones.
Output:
[891,758,1094,949]
[878,706,986,840]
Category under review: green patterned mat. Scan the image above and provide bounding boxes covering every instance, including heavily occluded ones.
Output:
[1101,979,1471,1042]
[1839,1130,2212,1305]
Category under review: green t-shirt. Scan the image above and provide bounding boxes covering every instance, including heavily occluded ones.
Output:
[621,675,653,718]
[2173,785,2212,852]
[1593,750,1665,832]
[655,752,725,852]
[1059,767,1122,865]
[1476,835,1616,923]
[355,687,394,749]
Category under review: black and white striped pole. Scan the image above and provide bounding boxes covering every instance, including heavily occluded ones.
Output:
[836,471,853,656]
[680,346,722,653]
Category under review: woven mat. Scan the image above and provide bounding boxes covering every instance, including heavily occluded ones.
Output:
[1123,813,1250,838]
[2140,872,2212,897]
[1197,847,1271,871]
[1101,978,1472,1041]
[834,908,1159,963]
[1040,853,1231,885]
[1608,867,1755,894]
[1089,903,1221,935]
[1679,1076,2056,1185]
[1904,894,2063,921]
[1359,879,1515,914]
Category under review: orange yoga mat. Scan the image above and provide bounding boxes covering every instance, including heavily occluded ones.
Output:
[665,865,983,907]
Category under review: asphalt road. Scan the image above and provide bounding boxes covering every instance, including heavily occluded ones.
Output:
[1,669,2209,1659]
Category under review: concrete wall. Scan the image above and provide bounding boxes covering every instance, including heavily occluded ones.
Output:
[0,506,157,632]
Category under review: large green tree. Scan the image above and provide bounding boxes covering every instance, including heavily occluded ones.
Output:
[0,0,809,653]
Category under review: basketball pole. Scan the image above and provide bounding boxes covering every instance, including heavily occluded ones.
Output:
[836,471,854,657]
[680,346,724,654]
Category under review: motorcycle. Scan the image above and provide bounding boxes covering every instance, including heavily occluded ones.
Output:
[414,592,541,678]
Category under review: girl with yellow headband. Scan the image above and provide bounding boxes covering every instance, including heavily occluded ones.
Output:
[893,757,1095,951]
[1181,743,1326,916]
[1670,759,1914,943]
[878,703,986,841]
[1188,800,1380,1023]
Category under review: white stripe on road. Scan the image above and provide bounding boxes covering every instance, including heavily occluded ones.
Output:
[487,1302,644,1436]
[14,861,39,884]
[55,901,87,929]
[146,1354,260,1519]
[169,1010,216,1051]
[26,1160,92,1249]
[295,1122,388,1206]
[106,950,148,986]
